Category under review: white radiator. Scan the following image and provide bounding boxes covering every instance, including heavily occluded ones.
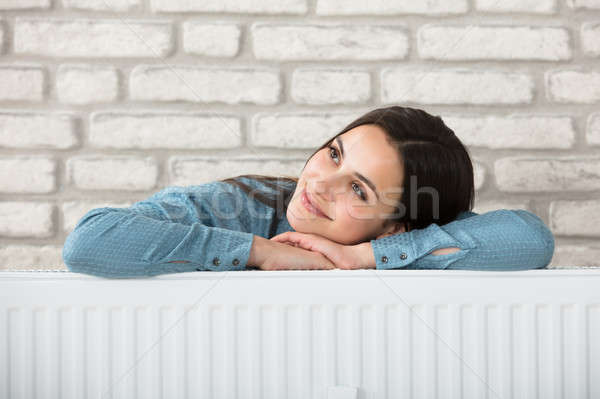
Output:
[1,269,599,399]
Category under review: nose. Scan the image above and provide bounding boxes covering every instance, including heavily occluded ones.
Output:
[310,178,337,203]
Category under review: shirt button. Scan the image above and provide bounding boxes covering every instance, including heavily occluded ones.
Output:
[381,256,388,263]
[400,253,407,260]
[232,258,240,266]
[212,257,221,266]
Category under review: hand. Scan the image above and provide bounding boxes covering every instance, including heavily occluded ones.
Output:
[270,231,374,270]
[248,236,335,271]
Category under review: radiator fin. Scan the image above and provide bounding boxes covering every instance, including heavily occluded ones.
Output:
[1,303,598,399]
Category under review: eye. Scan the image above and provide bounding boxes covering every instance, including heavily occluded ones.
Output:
[328,146,340,164]
[327,145,367,201]
[351,182,366,201]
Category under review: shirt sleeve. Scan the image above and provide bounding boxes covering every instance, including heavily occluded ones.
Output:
[370,209,555,271]
[62,185,255,278]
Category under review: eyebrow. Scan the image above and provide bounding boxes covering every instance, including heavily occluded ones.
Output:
[335,136,380,201]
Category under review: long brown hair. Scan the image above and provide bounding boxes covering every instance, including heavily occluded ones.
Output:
[221,105,474,237]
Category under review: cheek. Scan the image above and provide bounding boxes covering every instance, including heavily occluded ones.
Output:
[313,151,329,168]
[301,152,325,176]
[334,198,376,224]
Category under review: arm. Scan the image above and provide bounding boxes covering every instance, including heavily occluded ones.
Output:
[364,209,555,271]
[62,185,255,278]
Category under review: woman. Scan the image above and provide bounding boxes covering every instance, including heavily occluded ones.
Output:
[62,106,555,277]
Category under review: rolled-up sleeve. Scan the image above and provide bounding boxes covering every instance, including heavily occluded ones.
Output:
[371,209,554,271]
[62,184,256,278]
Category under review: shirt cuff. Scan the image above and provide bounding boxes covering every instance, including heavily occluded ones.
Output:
[370,223,469,270]
[191,226,255,271]
[147,226,255,275]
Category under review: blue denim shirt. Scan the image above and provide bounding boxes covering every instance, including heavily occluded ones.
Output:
[62,176,555,278]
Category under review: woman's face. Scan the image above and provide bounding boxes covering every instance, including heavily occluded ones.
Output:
[287,124,406,245]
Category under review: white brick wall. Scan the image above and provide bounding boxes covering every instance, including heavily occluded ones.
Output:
[129,65,281,104]
[0,65,45,101]
[14,18,173,57]
[56,65,119,104]
[475,0,557,13]
[0,112,78,149]
[252,24,409,60]
[0,1,597,270]
[182,22,241,57]
[67,156,158,191]
[62,0,141,12]
[418,26,571,61]
[90,112,243,149]
[382,69,534,105]
[291,69,371,105]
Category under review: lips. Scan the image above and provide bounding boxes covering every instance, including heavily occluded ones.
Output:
[301,188,330,220]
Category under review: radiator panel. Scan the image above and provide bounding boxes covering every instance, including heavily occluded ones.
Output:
[1,269,598,399]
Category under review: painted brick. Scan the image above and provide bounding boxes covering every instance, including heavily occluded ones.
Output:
[150,0,307,13]
[291,69,371,104]
[382,69,534,104]
[495,157,600,192]
[0,0,50,9]
[582,22,600,57]
[183,22,241,57]
[0,65,44,101]
[0,157,56,193]
[251,113,359,148]
[90,112,242,149]
[473,161,485,191]
[61,0,141,11]
[62,200,133,232]
[0,112,78,149]
[130,65,280,105]
[15,18,172,57]
[316,0,468,15]
[68,156,158,191]
[546,70,600,103]
[550,200,600,236]
[0,202,54,238]
[252,24,409,60]
[170,157,305,186]
[587,113,600,145]
[472,200,531,215]
[0,245,65,270]
[550,245,600,267]
[566,0,600,9]
[475,0,556,13]
[442,115,575,149]
[56,64,119,104]
[419,25,570,60]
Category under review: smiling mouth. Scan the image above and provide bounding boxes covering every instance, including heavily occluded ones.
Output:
[301,188,331,220]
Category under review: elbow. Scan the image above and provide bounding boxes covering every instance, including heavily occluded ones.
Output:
[539,222,555,269]
[61,207,113,275]
[62,229,90,274]
[513,210,555,269]
[62,233,80,273]
[62,207,149,278]
[529,213,555,269]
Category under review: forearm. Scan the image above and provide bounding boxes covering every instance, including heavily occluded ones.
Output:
[63,207,253,277]
[354,241,459,269]
[247,235,270,268]
[354,242,377,269]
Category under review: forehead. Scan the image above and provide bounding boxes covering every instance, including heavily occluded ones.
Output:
[339,125,404,195]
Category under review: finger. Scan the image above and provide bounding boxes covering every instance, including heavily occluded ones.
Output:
[270,232,290,241]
